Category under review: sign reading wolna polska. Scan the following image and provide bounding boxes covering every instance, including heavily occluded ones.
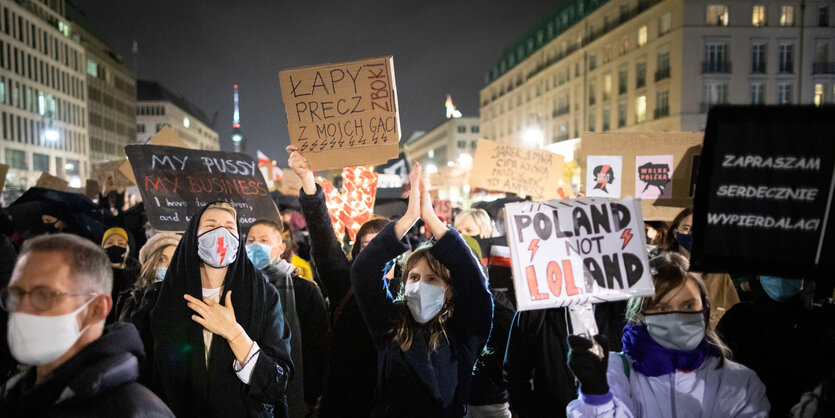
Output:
[125,145,280,232]
[279,56,400,171]
[505,198,654,311]
[691,106,835,276]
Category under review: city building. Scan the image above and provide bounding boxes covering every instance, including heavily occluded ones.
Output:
[480,0,834,149]
[66,2,136,168]
[136,79,219,150]
[0,0,89,189]
[403,112,480,204]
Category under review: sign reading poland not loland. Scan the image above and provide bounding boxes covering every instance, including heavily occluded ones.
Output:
[279,56,400,170]
[505,198,654,311]
[690,106,835,276]
[125,145,281,232]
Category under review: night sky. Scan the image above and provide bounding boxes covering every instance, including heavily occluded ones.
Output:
[72,0,559,162]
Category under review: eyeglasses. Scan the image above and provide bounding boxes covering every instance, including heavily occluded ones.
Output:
[0,286,98,312]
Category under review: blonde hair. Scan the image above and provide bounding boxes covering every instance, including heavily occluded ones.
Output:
[626,252,732,365]
[391,246,453,352]
[205,202,237,218]
[135,244,176,291]
[455,208,492,239]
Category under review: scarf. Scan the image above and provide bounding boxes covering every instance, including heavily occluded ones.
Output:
[621,323,719,377]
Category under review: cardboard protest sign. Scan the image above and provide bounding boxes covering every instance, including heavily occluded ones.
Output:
[580,132,702,221]
[635,155,674,199]
[469,139,565,200]
[124,145,280,232]
[279,170,304,196]
[279,56,400,170]
[0,164,8,192]
[586,156,622,198]
[504,198,654,311]
[691,106,835,276]
[36,172,68,192]
[120,126,191,184]
[96,159,135,191]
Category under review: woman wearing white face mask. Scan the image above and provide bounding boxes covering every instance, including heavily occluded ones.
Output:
[351,162,494,417]
[565,252,770,417]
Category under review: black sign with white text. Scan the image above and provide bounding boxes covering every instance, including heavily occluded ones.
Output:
[125,145,281,232]
[691,106,835,277]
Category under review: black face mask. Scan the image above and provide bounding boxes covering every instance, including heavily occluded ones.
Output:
[105,246,127,264]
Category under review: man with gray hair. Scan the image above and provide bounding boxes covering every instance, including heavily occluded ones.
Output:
[0,233,173,416]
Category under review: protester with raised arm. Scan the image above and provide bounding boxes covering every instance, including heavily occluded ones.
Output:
[351,162,494,416]
[288,145,392,417]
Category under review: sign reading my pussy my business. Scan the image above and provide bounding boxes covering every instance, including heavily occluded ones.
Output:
[690,106,835,276]
[279,56,401,170]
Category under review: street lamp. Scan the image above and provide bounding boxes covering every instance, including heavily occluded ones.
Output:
[44,123,59,141]
[523,126,544,148]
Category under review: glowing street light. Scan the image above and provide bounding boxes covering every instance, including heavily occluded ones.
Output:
[522,126,544,148]
[44,124,59,141]
[425,163,438,174]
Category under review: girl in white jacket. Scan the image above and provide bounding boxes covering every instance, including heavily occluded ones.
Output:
[566,252,770,417]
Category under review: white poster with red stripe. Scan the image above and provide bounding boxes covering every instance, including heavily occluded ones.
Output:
[504,197,655,311]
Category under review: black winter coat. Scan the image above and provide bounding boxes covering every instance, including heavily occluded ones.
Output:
[503,301,626,417]
[0,322,173,417]
[299,184,379,417]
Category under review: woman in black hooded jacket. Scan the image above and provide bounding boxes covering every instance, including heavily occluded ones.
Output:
[149,202,293,417]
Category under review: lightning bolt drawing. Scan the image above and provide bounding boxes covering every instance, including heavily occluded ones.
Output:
[620,228,633,250]
[528,239,540,262]
[216,237,227,265]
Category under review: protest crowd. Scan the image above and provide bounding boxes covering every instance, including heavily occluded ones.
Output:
[0,114,833,417]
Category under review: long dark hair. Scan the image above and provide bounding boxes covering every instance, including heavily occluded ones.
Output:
[657,207,693,252]
[351,217,391,259]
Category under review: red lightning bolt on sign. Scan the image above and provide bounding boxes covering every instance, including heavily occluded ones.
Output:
[620,228,633,250]
[528,239,540,262]
[216,237,227,265]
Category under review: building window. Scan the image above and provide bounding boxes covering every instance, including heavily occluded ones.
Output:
[638,26,648,47]
[751,83,766,105]
[471,140,477,148]
[589,82,596,106]
[636,96,647,123]
[618,69,628,95]
[33,153,49,172]
[780,6,794,26]
[655,90,670,118]
[752,5,766,26]
[137,124,145,133]
[5,148,26,169]
[603,74,612,101]
[457,140,466,148]
[659,13,672,35]
[470,125,479,133]
[779,44,794,73]
[704,43,730,73]
[814,83,825,106]
[703,82,729,112]
[602,108,611,131]
[819,6,829,27]
[656,52,670,81]
[636,62,646,88]
[707,5,729,26]
[777,83,793,104]
[155,123,169,132]
[752,43,767,73]
[87,60,97,77]
[589,55,597,71]
[618,103,627,127]
[588,112,596,132]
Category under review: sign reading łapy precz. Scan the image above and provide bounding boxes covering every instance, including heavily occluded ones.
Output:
[125,145,280,232]
[279,56,400,170]
[690,106,835,276]
[505,198,654,311]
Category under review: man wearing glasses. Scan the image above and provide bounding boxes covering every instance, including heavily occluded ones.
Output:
[0,233,173,416]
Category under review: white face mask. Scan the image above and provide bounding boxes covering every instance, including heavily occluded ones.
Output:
[404,281,447,324]
[198,227,239,268]
[7,298,95,365]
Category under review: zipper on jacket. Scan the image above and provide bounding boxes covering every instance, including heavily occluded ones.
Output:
[669,373,677,418]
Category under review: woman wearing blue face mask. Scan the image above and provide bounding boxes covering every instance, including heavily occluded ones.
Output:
[566,252,769,417]
[350,162,494,417]
[656,207,739,328]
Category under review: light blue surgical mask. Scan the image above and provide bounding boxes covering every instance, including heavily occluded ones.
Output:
[155,266,167,280]
[760,276,803,302]
[246,242,273,270]
[645,311,705,351]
